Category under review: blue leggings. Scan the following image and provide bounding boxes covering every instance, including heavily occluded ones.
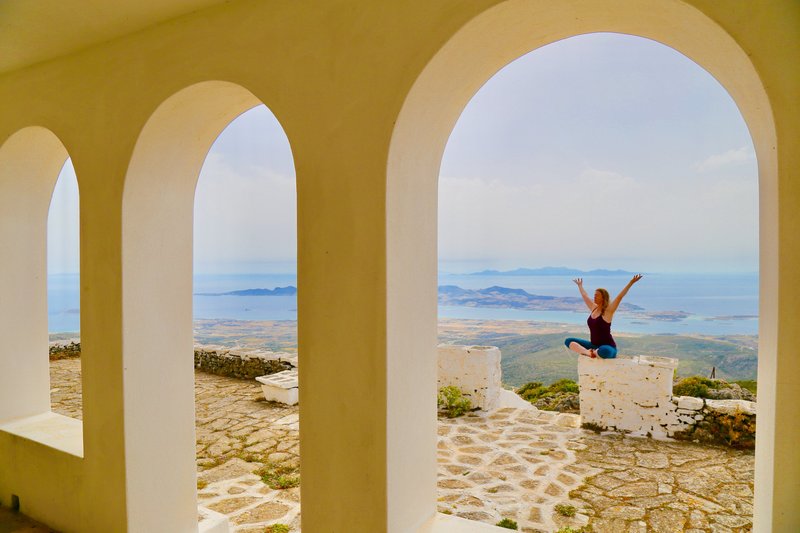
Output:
[564,337,617,359]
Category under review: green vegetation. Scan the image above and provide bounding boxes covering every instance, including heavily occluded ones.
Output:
[673,376,719,397]
[496,518,518,529]
[555,527,592,533]
[265,525,290,533]
[517,379,578,402]
[673,375,756,398]
[554,503,577,517]
[256,462,300,489]
[437,386,472,418]
[734,380,757,394]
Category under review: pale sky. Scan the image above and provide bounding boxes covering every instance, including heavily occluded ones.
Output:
[47,32,757,275]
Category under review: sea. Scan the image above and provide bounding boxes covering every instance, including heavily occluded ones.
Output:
[47,271,759,336]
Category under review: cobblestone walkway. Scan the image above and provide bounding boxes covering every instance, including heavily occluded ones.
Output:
[49,359,754,532]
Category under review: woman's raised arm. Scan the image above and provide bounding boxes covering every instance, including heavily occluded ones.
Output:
[605,274,643,319]
[573,278,595,311]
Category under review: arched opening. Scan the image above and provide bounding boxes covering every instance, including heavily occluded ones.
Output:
[192,105,300,529]
[435,32,758,530]
[48,157,83,420]
[386,2,777,531]
[0,126,74,428]
[122,81,297,531]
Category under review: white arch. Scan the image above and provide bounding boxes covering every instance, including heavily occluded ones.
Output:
[121,80,286,531]
[386,1,776,530]
[0,126,70,422]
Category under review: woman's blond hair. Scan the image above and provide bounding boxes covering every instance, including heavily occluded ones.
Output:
[596,288,610,314]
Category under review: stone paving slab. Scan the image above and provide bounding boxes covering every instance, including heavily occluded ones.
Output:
[49,359,754,532]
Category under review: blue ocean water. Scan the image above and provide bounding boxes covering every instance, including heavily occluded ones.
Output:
[47,271,759,335]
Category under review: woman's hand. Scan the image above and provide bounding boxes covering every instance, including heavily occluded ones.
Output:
[573,278,583,286]
[630,274,643,284]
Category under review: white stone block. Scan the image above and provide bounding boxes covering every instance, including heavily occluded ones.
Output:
[578,354,679,438]
[706,399,756,416]
[677,396,705,410]
[256,369,299,405]
[437,345,501,410]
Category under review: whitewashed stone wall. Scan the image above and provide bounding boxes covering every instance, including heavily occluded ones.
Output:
[579,355,757,444]
[578,355,679,438]
[437,345,501,410]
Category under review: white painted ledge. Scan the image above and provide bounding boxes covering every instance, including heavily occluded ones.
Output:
[419,512,510,531]
[0,412,84,457]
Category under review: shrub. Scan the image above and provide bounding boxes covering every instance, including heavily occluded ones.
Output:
[496,518,518,529]
[265,525,290,533]
[673,376,718,398]
[555,503,577,517]
[516,379,578,402]
[549,379,580,395]
[437,386,472,418]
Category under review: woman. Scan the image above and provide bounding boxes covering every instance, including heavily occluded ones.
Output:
[564,274,643,359]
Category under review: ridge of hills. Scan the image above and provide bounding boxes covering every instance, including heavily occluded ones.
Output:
[469,266,637,276]
[438,285,643,312]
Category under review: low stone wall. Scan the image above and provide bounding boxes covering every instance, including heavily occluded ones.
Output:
[670,397,756,449]
[194,346,295,380]
[578,355,757,448]
[437,345,501,410]
[49,341,81,360]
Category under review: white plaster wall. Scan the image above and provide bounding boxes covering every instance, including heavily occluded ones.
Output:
[578,355,678,438]
[437,345,501,411]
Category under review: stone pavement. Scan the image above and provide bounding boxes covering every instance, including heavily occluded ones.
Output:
[48,359,754,532]
[437,407,753,533]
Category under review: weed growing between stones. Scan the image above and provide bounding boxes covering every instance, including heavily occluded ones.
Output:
[580,422,604,433]
[265,524,290,533]
[256,462,300,489]
[555,527,592,533]
[555,503,577,517]
[437,386,472,418]
[495,517,518,529]
[196,479,208,490]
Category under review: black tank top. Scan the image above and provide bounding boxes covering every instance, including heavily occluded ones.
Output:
[587,313,616,347]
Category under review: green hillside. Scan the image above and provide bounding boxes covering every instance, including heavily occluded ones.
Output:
[438,327,758,387]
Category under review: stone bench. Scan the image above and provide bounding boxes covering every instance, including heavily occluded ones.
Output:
[256,369,299,405]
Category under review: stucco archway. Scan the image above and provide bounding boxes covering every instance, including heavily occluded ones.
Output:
[0,127,70,422]
[387,0,778,529]
[122,80,295,532]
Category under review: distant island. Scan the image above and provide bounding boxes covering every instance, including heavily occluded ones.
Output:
[438,285,643,312]
[469,266,638,276]
[195,286,297,296]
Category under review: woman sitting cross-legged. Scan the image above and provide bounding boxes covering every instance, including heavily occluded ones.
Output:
[564,274,643,359]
